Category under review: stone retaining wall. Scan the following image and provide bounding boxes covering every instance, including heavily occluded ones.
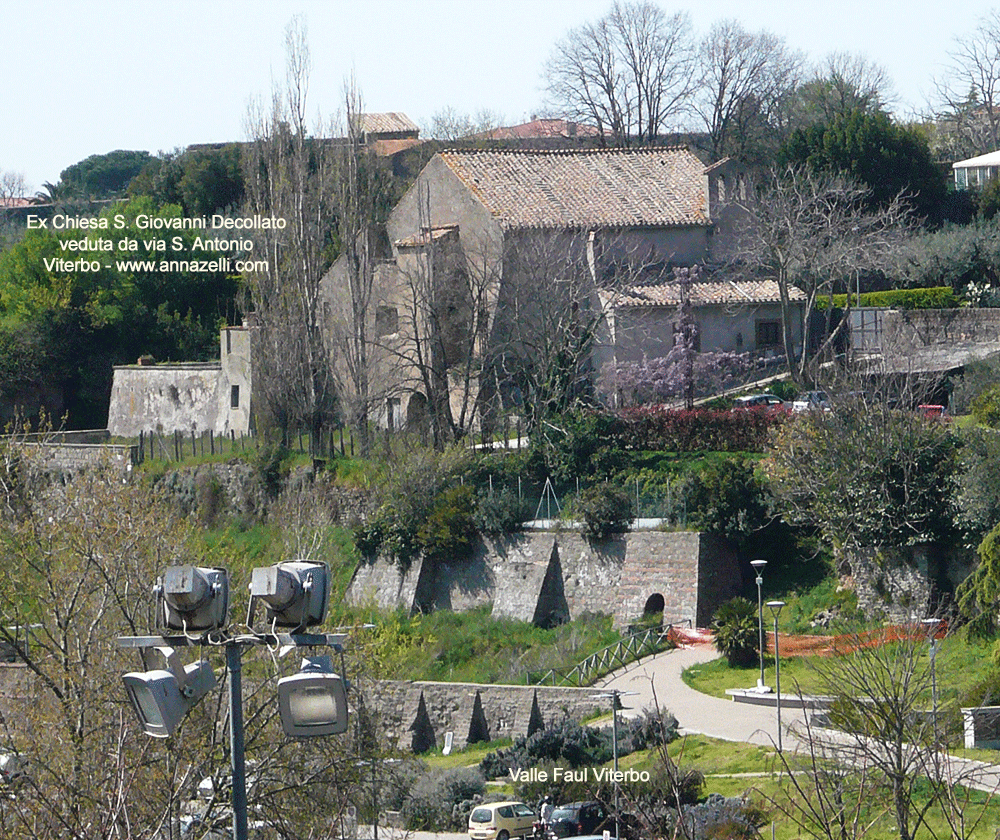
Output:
[371,679,607,752]
[844,544,974,622]
[348,531,741,629]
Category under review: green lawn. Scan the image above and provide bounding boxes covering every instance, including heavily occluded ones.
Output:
[682,634,999,707]
[430,732,1000,839]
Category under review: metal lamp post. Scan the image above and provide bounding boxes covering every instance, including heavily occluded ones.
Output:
[921,617,942,745]
[593,689,637,830]
[750,559,767,690]
[767,600,786,753]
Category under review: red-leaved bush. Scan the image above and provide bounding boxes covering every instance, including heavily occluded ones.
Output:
[619,406,785,452]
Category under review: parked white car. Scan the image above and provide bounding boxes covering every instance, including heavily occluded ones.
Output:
[792,390,831,412]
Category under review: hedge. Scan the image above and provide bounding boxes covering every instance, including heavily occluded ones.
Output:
[814,286,960,311]
[618,406,783,453]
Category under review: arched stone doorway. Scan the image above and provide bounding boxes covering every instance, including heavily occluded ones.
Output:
[643,593,665,618]
[406,392,429,440]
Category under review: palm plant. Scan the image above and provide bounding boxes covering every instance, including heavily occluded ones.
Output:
[711,596,759,666]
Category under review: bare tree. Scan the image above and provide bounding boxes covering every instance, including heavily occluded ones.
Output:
[380,183,500,447]
[802,626,976,840]
[487,231,618,431]
[694,19,805,162]
[0,170,28,203]
[543,1,697,145]
[327,80,397,455]
[791,52,896,128]
[931,8,1000,159]
[242,17,338,448]
[0,432,212,840]
[732,166,911,385]
[426,106,505,141]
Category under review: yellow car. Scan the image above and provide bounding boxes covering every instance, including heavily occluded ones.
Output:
[468,801,537,840]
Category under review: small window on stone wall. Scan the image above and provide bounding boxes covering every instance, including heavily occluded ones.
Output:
[375,305,398,337]
[231,385,240,409]
[755,319,782,348]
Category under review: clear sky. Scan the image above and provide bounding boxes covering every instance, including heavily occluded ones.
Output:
[1,0,997,191]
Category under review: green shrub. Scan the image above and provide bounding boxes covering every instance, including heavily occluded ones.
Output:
[194,468,225,527]
[480,713,675,780]
[475,486,532,535]
[402,767,485,831]
[576,484,635,540]
[417,485,478,563]
[711,597,759,667]
[249,439,289,498]
[971,384,1000,428]
[684,457,768,544]
[814,286,960,310]
[525,409,628,483]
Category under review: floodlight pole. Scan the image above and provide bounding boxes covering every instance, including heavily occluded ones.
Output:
[592,688,636,832]
[118,631,346,840]
[227,641,249,840]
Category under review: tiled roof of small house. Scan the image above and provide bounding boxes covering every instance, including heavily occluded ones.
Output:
[613,278,805,307]
[438,147,709,229]
[476,118,604,140]
[354,112,420,137]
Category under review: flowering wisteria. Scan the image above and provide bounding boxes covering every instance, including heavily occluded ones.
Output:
[608,348,752,406]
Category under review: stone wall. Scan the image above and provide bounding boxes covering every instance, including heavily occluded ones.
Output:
[883,308,1000,350]
[843,544,974,622]
[154,463,370,526]
[371,679,606,752]
[108,362,224,436]
[347,530,741,629]
[24,441,138,477]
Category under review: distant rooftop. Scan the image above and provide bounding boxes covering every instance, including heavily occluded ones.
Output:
[613,278,804,307]
[438,146,709,229]
[476,118,602,141]
[353,112,420,138]
[953,149,1000,169]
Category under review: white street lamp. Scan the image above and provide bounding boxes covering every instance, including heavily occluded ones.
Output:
[921,617,942,745]
[767,600,786,753]
[750,559,767,691]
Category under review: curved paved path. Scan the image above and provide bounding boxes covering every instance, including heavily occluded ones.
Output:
[593,642,800,748]
[594,642,1000,793]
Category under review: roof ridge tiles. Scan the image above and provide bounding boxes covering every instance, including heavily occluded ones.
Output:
[439,145,693,159]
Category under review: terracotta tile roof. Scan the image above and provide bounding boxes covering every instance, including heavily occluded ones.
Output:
[477,118,603,140]
[614,278,804,307]
[355,112,420,137]
[438,147,708,229]
[395,225,460,248]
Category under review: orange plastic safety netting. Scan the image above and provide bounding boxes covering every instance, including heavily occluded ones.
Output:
[676,623,947,657]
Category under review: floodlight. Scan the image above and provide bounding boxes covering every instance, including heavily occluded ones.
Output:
[159,565,230,632]
[251,561,329,629]
[276,655,348,737]
[122,659,216,738]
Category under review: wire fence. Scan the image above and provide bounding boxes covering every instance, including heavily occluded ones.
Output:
[476,474,691,527]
